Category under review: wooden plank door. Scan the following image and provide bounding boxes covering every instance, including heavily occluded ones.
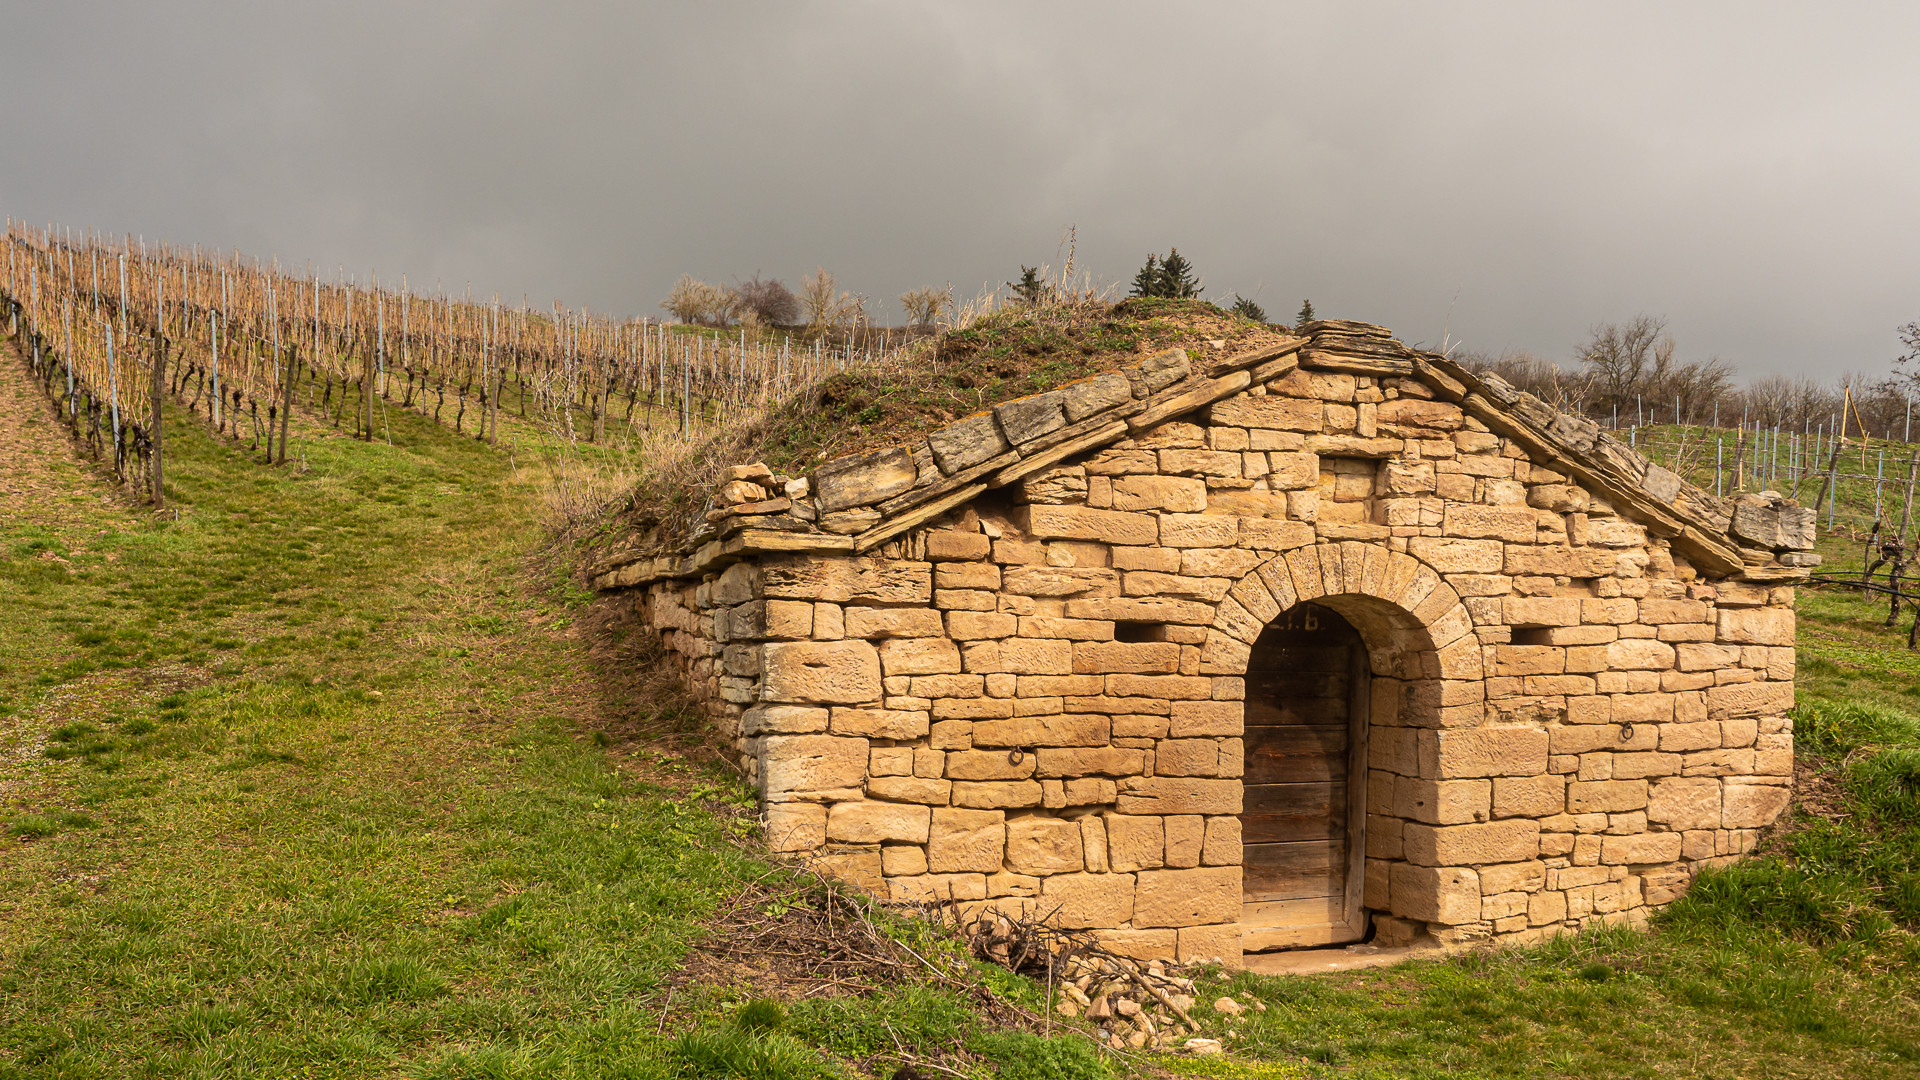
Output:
[1240,602,1370,950]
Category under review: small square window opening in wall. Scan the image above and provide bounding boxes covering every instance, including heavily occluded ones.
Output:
[1113,621,1161,643]
[1510,626,1553,646]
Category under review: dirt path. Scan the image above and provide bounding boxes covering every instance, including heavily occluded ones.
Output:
[0,347,138,539]
[0,352,140,804]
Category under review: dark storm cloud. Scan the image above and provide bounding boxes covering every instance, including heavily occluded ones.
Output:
[3,1,1915,378]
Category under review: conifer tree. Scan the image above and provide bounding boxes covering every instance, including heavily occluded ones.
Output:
[1230,296,1267,322]
[1007,266,1047,305]
[1157,248,1202,299]
[1129,255,1160,298]
[1295,299,1315,329]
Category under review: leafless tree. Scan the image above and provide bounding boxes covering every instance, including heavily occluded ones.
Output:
[1852,375,1914,440]
[1786,378,1839,432]
[1658,352,1735,425]
[734,274,799,326]
[1576,315,1673,414]
[1454,348,1593,412]
[660,274,738,326]
[1575,314,1731,424]
[899,285,950,328]
[1885,320,1920,395]
[801,268,867,333]
[1743,375,1798,428]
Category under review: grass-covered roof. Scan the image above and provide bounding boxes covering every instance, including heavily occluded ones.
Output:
[616,298,1298,550]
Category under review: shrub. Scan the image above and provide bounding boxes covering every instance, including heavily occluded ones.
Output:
[1454,348,1591,412]
[1007,266,1049,305]
[737,275,799,326]
[801,269,866,332]
[1156,249,1201,299]
[661,275,739,327]
[899,286,950,327]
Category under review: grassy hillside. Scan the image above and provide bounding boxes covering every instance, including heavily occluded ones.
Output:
[0,354,1078,1079]
[1,342,1916,1079]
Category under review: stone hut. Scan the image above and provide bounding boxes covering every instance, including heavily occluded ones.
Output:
[592,320,1818,960]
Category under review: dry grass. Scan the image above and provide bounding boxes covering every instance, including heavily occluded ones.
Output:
[585,297,1293,557]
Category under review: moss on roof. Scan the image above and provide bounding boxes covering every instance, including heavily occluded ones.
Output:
[616,299,1300,549]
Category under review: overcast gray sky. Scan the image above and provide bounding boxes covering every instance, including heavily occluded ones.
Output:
[2,2,1914,379]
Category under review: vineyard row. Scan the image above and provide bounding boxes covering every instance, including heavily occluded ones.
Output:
[1,222,904,501]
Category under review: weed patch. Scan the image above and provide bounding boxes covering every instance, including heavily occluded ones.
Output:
[671,1026,836,1080]
[970,1030,1112,1080]
[5,815,55,840]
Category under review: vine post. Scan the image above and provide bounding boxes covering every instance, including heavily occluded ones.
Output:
[150,307,166,508]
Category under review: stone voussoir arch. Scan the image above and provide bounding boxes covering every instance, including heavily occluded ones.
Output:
[1199,541,1482,691]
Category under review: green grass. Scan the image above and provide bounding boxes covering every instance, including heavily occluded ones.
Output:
[0,394,740,1078]
[8,348,1920,1078]
[1621,420,1911,573]
[0,382,1088,1079]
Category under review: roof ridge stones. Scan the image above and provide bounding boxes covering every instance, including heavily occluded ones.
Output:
[1419,355,1813,578]
[590,323,1816,591]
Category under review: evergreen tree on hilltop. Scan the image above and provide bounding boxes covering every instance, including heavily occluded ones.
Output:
[1129,255,1161,298]
[1129,249,1204,299]
[1295,299,1316,330]
[1156,248,1202,298]
[1230,295,1267,322]
[1007,265,1048,305]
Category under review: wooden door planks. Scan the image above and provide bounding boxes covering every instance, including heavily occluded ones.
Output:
[1243,725,1348,783]
[1242,781,1347,843]
[1239,601,1371,947]
[1243,840,1346,901]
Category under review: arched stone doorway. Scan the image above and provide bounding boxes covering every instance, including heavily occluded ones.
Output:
[1206,545,1460,952]
[1241,601,1370,949]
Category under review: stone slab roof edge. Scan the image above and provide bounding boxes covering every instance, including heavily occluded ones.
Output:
[592,322,1815,591]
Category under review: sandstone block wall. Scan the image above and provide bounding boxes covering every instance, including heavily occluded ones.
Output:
[603,326,1812,956]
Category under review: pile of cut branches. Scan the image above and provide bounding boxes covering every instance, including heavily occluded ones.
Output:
[676,864,1241,1062]
[956,907,1226,1053]
[674,867,1024,1021]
